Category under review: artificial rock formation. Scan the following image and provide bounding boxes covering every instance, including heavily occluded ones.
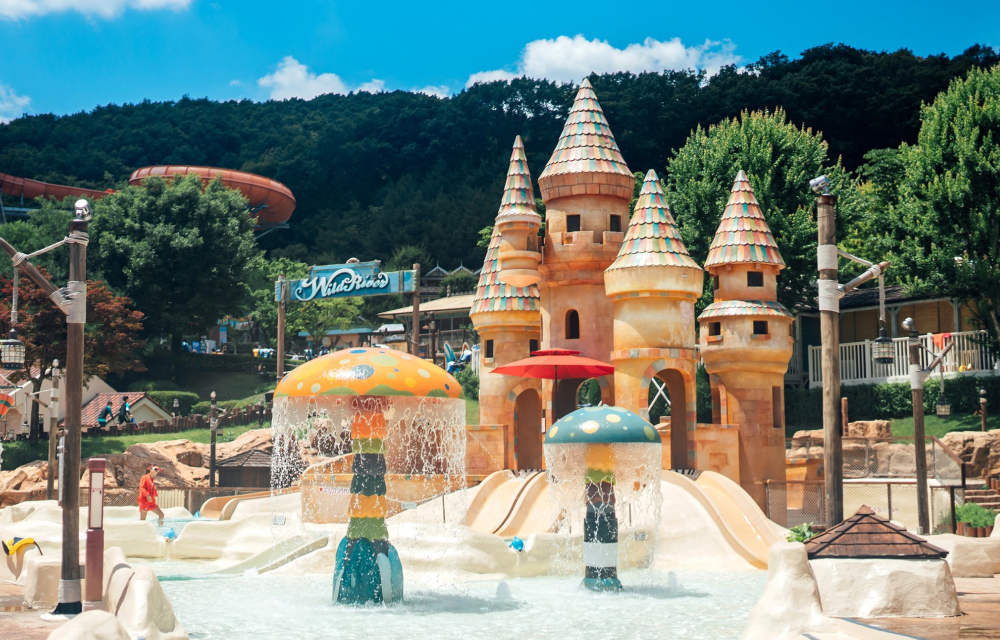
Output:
[743,542,837,640]
[469,137,542,470]
[605,170,703,468]
[699,172,793,507]
[941,429,1000,479]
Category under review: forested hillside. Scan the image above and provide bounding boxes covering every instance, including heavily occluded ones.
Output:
[1,43,996,269]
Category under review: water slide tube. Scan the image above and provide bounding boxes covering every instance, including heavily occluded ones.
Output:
[0,165,296,227]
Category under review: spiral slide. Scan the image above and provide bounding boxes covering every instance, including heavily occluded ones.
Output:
[0,165,295,227]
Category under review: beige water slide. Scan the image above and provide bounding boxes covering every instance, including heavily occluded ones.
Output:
[464,468,785,569]
[662,470,786,569]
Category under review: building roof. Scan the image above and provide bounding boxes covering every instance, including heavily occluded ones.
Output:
[71,392,170,427]
[538,79,632,189]
[216,449,272,469]
[496,136,541,223]
[805,506,948,560]
[608,169,701,271]
[704,171,785,271]
[698,299,793,321]
[378,293,476,318]
[469,137,541,318]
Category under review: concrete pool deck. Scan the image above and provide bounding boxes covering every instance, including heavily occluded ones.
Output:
[857,577,1000,640]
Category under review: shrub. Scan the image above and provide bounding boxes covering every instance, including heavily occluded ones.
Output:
[454,367,479,400]
[145,391,201,416]
[956,502,996,528]
[127,379,180,392]
[786,523,816,543]
[191,393,267,416]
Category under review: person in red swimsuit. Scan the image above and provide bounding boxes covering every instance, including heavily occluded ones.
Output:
[138,465,164,526]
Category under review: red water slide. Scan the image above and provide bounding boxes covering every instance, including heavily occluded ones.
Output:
[0,165,296,227]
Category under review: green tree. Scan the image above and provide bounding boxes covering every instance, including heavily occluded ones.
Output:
[865,65,1000,340]
[663,109,860,311]
[92,174,262,352]
[439,270,477,296]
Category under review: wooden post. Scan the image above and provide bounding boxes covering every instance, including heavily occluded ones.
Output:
[841,397,849,437]
[46,365,60,501]
[411,263,421,357]
[817,193,843,527]
[907,323,930,534]
[56,216,87,615]
[276,274,286,382]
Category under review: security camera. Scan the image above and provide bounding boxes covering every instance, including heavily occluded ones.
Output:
[74,199,92,221]
[809,175,831,195]
[902,317,915,332]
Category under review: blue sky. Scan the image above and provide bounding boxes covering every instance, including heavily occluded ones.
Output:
[0,0,997,122]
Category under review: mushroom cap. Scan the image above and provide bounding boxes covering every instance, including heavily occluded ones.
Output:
[546,406,660,444]
[274,348,463,399]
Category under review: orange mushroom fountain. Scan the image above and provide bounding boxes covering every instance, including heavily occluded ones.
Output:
[273,348,465,605]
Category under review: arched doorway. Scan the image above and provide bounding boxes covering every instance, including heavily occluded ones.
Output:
[651,369,689,470]
[514,389,543,469]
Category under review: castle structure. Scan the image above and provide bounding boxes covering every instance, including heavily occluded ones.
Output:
[471,82,793,507]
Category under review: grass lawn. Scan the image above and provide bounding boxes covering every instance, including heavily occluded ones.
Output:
[1,425,260,472]
[178,372,272,401]
[466,399,479,426]
[890,412,998,438]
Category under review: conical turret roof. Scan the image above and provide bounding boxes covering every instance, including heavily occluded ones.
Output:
[471,137,541,317]
[608,170,701,271]
[496,136,541,223]
[538,79,633,200]
[703,171,785,270]
[471,227,541,315]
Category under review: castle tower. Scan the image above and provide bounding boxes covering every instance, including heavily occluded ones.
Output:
[698,171,793,508]
[605,170,703,468]
[470,137,543,470]
[535,79,634,418]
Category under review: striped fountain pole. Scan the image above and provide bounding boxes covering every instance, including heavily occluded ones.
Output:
[333,396,403,604]
[583,443,621,591]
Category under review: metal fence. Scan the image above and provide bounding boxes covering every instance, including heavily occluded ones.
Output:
[765,479,964,534]
[786,436,966,484]
[80,486,267,514]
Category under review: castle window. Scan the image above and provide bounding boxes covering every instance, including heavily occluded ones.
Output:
[772,386,784,429]
[709,322,721,337]
[713,275,719,291]
[566,310,580,340]
[747,271,764,287]
[485,340,494,359]
[566,215,581,233]
[529,339,539,354]
[609,215,621,232]
[753,320,769,335]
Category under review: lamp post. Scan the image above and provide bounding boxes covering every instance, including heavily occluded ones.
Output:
[981,388,988,432]
[903,316,953,534]
[83,458,106,612]
[811,175,891,528]
[0,199,89,616]
[209,391,218,488]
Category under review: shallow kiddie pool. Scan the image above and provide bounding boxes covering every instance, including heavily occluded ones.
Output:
[158,569,766,640]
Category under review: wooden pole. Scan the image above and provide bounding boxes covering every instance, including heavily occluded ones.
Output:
[276,274,286,382]
[46,366,60,501]
[817,193,843,527]
[907,323,930,534]
[981,391,988,432]
[430,313,437,366]
[55,217,87,615]
[411,263,421,357]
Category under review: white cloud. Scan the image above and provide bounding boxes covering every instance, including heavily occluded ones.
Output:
[466,35,740,87]
[229,79,241,87]
[415,85,450,98]
[0,0,193,20]
[0,84,30,124]
[257,56,384,101]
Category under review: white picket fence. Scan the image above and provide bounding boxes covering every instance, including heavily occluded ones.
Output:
[808,330,998,387]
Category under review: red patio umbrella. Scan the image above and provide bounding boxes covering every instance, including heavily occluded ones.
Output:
[491,349,615,420]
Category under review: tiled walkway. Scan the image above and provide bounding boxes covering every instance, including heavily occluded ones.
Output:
[859,577,1000,640]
